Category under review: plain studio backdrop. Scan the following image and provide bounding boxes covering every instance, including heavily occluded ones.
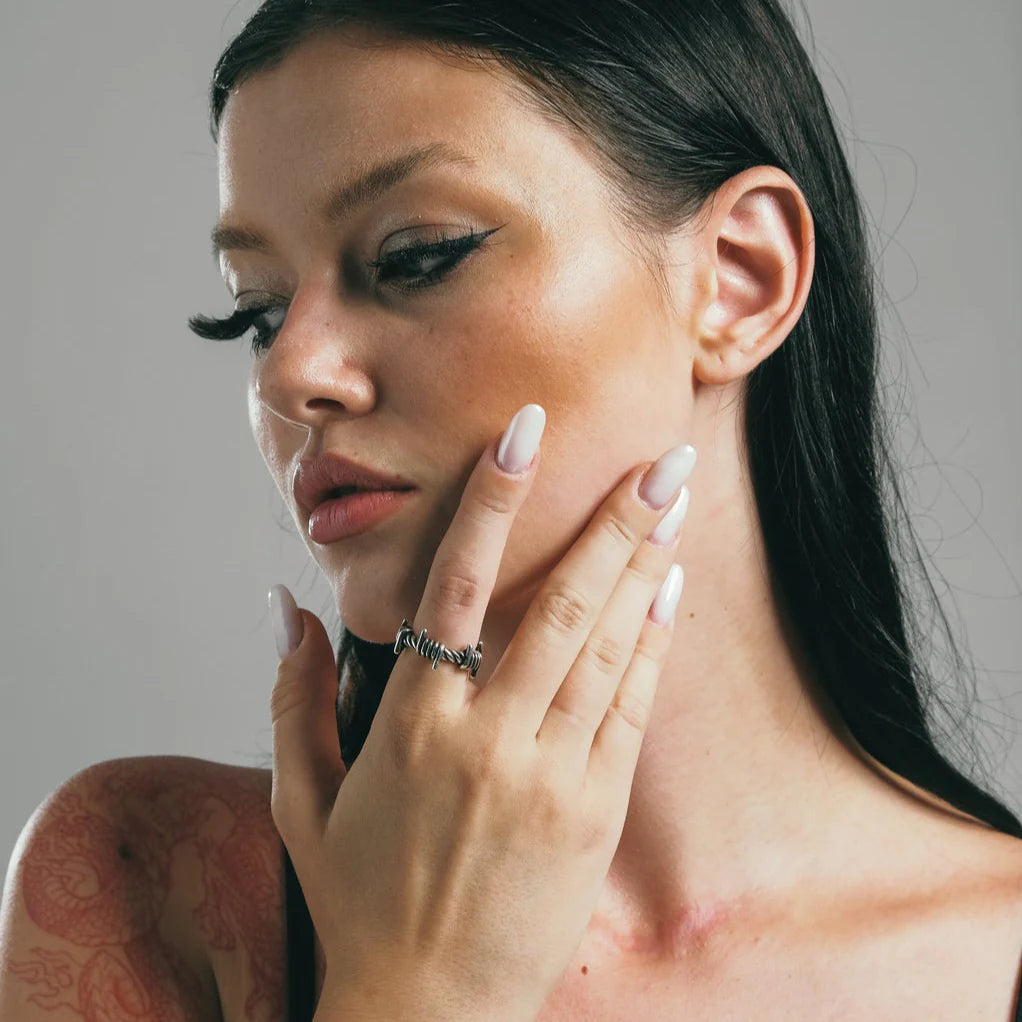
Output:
[1,1,1020,872]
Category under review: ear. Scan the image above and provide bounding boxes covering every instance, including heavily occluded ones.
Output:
[691,166,815,386]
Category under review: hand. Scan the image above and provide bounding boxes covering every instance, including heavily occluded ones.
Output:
[269,403,692,1022]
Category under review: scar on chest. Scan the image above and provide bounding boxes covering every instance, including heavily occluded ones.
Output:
[587,898,738,961]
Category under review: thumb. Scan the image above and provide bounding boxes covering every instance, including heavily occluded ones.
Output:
[268,584,345,846]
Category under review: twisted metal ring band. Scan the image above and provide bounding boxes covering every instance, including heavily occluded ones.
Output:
[392,618,484,679]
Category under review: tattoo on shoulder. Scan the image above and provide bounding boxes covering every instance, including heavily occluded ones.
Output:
[10,758,286,1021]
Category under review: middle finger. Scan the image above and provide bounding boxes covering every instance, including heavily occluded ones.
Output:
[542,484,689,751]
[475,442,696,736]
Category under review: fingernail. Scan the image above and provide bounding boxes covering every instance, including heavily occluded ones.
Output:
[638,444,697,509]
[650,564,684,626]
[497,404,546,475]
[649,486,690,547]
[268,584,303,659]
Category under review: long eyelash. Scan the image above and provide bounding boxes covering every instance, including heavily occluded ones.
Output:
[187,225,504,355]
[187,305,265,341]
[187,304,281,358]
[367,226,501,292]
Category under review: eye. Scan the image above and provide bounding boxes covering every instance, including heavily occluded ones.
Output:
[368,226,503,294]
[247,305,288,355]
[186,224,506,356]
[186,302,289,357]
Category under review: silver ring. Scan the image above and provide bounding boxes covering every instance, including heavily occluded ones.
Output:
[393,618,484,679]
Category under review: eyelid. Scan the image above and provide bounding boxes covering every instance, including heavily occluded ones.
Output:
[369,228,501,294]
[236,299,287,316]
[187,223,507,350]
[258,305,289,329]
[226,223,505,296]
[376,223,476,257]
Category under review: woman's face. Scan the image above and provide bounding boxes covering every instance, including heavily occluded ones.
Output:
[216,28,700,643]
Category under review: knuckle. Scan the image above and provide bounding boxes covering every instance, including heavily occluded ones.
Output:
[579,818,608,852]
[600,507,642,549]
[636,622,672,660]
[269,786,298,842]
[546,698,592,737]
[470,482,516,519]
[625,555,663,590]
[577,803,612,851]
[526,769,572,837]
[582,632,626,674]
[269,671,304,725]
[607,687,651,733]
[536,581,593,635]
[465,730,515,789]
[534,785,571,839]
[432,562,484,611]
[384,703,436,772]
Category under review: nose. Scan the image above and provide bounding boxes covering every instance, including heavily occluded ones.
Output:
[252,288,377,428]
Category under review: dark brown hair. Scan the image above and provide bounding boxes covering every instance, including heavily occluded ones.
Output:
[190,0,1021,835]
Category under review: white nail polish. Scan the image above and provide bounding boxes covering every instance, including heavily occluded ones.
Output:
[649,486,690,546]
[497,404,546,474]
[650,565,684,626]
[639,444,697,509]
[268,584,303,659]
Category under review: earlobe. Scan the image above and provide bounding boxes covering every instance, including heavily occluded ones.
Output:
[693,167,815,386]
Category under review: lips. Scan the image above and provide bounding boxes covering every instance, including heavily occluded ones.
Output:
[292,451,417,516]
[307,486,417,544]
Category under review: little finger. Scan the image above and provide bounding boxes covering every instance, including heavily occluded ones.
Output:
[538,486,688,757]
[589,563,684,785]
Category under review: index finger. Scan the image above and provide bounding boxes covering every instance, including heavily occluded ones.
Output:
[388,403,546,710]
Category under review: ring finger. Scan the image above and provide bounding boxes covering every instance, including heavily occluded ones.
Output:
[536,485,688,760]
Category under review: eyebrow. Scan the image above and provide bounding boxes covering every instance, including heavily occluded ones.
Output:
[209,141,477,262]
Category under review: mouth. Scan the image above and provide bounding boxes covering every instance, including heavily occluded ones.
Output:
[324,485,361,501]
[316,483,415,507]
[293,452,418,516]
[307,486,418,544]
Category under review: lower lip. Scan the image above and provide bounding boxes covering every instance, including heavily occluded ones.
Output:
[308,488,417,544]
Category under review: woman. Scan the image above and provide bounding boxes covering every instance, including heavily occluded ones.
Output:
[2,0,1021,1018]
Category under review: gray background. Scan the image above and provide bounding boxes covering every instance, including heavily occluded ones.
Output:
[2,0,1020,873]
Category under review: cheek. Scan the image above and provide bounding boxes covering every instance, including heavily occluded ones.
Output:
[247,386,292,499]
[485,430,632,615]
[247,385,271,465]
[422,236,654,422]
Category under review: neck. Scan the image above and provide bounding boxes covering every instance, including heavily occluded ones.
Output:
[473,407,923,964]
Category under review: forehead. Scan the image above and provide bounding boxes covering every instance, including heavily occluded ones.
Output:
[217,29,604,226]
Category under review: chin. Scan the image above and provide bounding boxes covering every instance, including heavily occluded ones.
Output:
[330,568,426,647]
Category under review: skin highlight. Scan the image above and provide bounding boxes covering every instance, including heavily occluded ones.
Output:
[214,26,1022,1012]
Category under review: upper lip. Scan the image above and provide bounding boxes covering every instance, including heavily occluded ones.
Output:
[292,451,417,514]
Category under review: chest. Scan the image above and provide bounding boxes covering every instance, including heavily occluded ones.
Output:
[194,813,1022,1022]
[535,912,1022,1022]
[206,904,1021,1022]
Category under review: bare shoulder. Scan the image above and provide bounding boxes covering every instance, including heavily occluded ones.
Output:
[877,808,1022,1018]
[1,756,285,1022]
[867,753,1022,923]
[959,820,1022,921]
[914,796,1022,916]
[934,819,1022,1015]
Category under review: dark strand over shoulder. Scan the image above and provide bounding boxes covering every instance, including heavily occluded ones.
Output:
[283,844,316,1022]
[336,628,397,773]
